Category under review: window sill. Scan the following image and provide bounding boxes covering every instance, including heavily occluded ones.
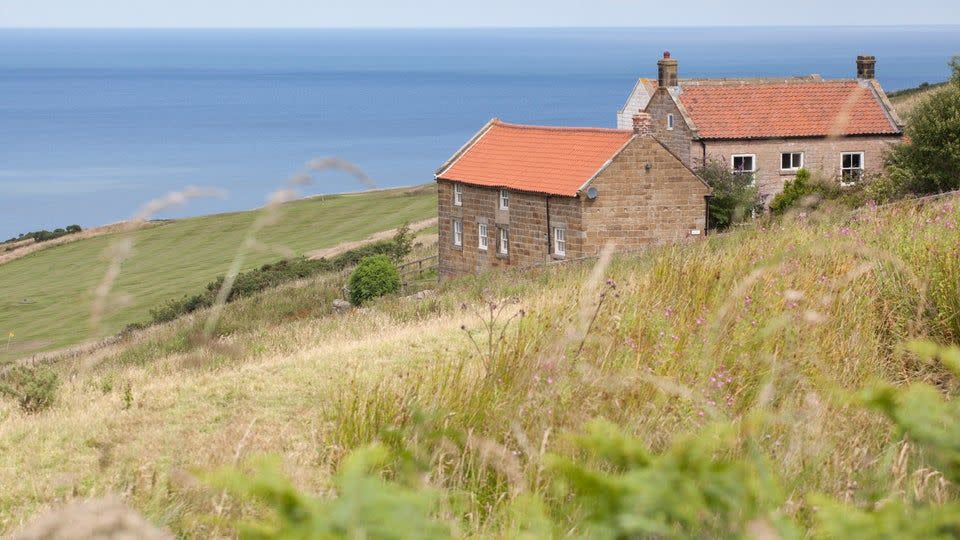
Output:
[551,253,566,260]
[496,252,509,260]
[451,244,463,251]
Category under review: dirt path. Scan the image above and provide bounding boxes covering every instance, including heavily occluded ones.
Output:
[305,217,437,260]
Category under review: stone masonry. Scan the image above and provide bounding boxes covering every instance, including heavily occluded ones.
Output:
[437,132,710,278]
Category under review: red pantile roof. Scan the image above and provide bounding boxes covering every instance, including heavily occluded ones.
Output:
[437,120,633,196]
[676,81,901,139]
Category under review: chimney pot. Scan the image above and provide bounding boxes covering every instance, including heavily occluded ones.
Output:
[857,55,876,79]
[632,112,654,137]
[657,52,678,88]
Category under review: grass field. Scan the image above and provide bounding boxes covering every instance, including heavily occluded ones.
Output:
[0,185,436,362]
[1,196,958,536]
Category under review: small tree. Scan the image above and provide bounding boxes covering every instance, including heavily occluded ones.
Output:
[348,255,401,306]
[885,56,960,196]
[697,159,760,230]
[390,222,414,264]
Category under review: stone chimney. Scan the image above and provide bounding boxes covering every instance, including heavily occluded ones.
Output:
[857,55,876,79]
[657,51,678,88]
[632,112,654,137]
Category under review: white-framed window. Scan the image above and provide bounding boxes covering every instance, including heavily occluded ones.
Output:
[453,219,463,247]
[781,152,803,171]
[499,189,510,210]
[667,113,675,130]
[453,183,463,206]
[731,154,756,173]
[553,227,566,257]
[498,227,509,255]
[478,223,488,251]
[841,152,864,184]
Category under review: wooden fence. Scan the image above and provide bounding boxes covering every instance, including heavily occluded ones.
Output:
[399,254,439,291]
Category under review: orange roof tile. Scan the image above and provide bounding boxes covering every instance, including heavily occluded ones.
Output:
[676,81,900,139]
[437,120,634,196]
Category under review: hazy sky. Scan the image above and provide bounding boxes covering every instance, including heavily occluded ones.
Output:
[1,0,958,28]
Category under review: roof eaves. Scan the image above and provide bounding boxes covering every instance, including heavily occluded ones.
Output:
[435,118,498,178]
[698,130,902,141]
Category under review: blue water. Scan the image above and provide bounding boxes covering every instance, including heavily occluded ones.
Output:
[2,27,959,239]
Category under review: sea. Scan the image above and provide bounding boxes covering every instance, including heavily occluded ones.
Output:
[1,26,959,239]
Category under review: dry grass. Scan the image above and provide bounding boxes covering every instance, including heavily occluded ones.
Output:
[0,197,958,536]
[889,83,948,119]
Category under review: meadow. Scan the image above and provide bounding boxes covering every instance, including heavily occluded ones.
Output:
[0,186,436,363]
[1,194,958,536]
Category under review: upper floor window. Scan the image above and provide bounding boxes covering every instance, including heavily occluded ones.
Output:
[667,113,675,130]
[553,227,566,257]
[841,152,864,184]
[499,189,510,210]
[453,184,463,206]
[478,223,488,251]
[731,154,756,174]
[453,219,463,247]
[781,152,803,171]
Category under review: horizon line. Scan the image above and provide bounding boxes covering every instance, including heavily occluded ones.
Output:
[2,23,960,30]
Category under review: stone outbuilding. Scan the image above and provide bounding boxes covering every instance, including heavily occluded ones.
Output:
[435,117,711,277]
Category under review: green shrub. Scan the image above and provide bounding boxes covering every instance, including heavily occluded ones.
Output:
[884,56,960,196]
[769,168,854,215]
[697,159,760,230]
[348,255,401,306]
[0,365,59,413]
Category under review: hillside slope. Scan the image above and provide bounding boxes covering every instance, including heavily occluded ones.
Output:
[889,81,948,118]
[1,196,958,536]
[0,186,436,363]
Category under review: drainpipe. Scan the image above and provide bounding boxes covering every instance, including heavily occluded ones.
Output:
[545,195,552,255]
[704,195,712,235]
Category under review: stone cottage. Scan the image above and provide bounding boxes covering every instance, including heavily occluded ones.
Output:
[620,53,904,203]
[435,117,711,277]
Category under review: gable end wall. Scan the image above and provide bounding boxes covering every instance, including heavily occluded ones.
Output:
[580,137,710,256]
[643,90,696,167]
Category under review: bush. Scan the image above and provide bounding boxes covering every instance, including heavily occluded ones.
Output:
[768,168,844,214]
[697,159,760,230]
[0,365,59,413]
[348,255,401,306]
[884,56,960,196]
